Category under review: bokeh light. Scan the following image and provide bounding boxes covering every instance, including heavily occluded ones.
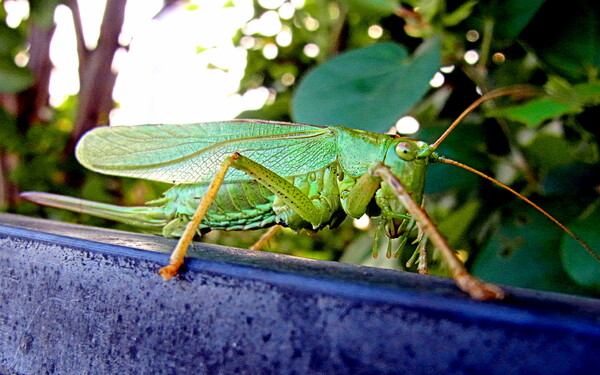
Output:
[303,43,320,58]
[395,116,420,134]
[368,25,383,39]
[464,50,479,65]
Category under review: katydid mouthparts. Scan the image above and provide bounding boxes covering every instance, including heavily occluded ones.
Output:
[21,86,597,301]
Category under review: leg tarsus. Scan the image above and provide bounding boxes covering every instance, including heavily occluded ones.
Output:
[250,225,282,251]
[416,234,429,275]
[454,272,505,300]
[158,261,183,281]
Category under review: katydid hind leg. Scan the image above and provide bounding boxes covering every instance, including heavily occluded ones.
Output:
[159,152,335,280]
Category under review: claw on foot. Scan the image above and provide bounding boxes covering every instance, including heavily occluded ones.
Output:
[158,263,181,281]
[455,273,505,301]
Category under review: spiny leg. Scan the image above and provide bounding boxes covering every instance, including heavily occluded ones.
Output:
[249,225,282,251]
[406,225,429,275]
[414,200,429,274]
[417,235,429,274]
[404,237,429,274]
[158,155,233,280]
[159,152,329,280]
[372,164,505,301]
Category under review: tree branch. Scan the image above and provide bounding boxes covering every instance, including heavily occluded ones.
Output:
[64,0,90,71]
[69,0,127,150]
[16,23,56,131]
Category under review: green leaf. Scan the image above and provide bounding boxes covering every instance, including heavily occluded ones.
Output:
[492,0,546,39]
[472,202,583,294]
[542,163,600,196]
[560,204,600,291]
[437,200,481,246]
[443,0,478,27]
[546,78,600,106]
[292,39,441,132]
[0,59,33,93]
[488,98,578,127]
[573,82,600,99]
[491,79,600,126]
[520,0,600,82]
[0,22,23,55]
[524,133,576,172]
[463,0,545,40]
[341,0,400,15]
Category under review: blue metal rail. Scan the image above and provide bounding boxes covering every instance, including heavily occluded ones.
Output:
[1,213,599,374]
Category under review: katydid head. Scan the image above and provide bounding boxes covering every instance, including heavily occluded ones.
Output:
[375,137,436,255]
[383,138,434,187]
[382,137,438,195]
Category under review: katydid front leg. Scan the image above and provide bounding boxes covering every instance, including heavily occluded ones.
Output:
[159,152,330,280]
[371,164,505,301]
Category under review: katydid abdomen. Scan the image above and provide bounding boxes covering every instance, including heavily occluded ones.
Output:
[23,180,278,236]
[164,163,348,234]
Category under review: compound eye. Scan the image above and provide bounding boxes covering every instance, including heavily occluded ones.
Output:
[395,142,416,161]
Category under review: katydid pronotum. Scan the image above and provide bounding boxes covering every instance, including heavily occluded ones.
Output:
[21,86,598,300]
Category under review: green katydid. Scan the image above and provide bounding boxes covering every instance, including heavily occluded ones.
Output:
[21,86,598,300]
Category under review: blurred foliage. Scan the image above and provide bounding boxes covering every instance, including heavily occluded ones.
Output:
[292,39,441,130]
[0,9,32,92]
[2,0,600,297]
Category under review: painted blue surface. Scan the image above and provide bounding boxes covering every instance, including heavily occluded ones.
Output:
[1,213,599,374]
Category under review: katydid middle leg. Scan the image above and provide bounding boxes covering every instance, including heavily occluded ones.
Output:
[250,225,282,251]
[159,152,333,280]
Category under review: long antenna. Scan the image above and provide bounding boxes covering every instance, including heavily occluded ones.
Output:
[431,85,540,150]
[439,157,600,263]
